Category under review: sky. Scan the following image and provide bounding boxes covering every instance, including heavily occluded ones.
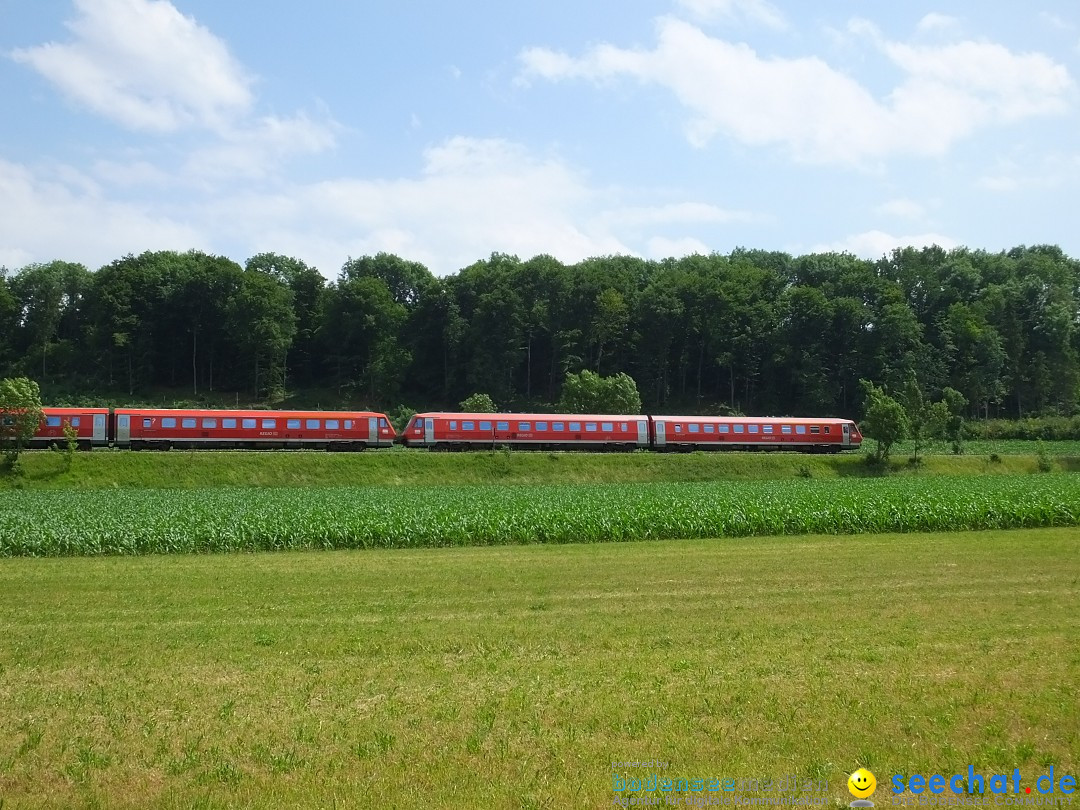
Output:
[1,0,1078,278]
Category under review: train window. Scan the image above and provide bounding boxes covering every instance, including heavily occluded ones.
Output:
[638,421,647,431]
[602,422,613,432]
[2,416,12,426]
[202,418,217,429]
[71,417,81,427]
[46,415,61,427]
[719,424,729,433]
[621,423,628,432]
[553,422,565,431]
[288,419,301,429]
[824,426,831,434]
[763,425,773,434]
[163,417,177,428]
[223,418,237,429]
[536,421,548,431]
[704,425,715,433]
[450,421,458,430]
[781,425,792,434]
[518,422,530,431]
[586,423,598,432]
[796,425,806,434]
[748,425,759,434]
[182,418,197,428]
[480,421,492,430]
[380,419,388,428]
[463,421,475,430]
[733,424,744,434]
[674,424,682,433]
[688,424,699,433]
[143,418,152,428]
[569,422,581,431]
[810,426,820,434]
[345,420,354,429]
[326,419,339,429]
[262,419,276,429]
[306,420,320,430]
[242,418,256,429]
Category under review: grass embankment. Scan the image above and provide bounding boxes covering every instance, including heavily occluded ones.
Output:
[5,441,1080,490]
[3,475,1080,556]
[0,529,1077,808]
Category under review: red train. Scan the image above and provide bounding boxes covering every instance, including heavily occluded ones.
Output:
[26,407,861,452]
[400,412,862,452]
[28,407,395,450]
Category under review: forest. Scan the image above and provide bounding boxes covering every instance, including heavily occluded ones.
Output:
[0,244,1077,420]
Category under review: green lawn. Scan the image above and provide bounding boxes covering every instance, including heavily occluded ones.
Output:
[1,529,1077,808]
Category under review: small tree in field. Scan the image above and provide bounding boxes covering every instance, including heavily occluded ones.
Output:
[941,387,968,454]
[0,377,44,470]
[459,392,496,413]
[859,379,909,464]
[558,371,641,414]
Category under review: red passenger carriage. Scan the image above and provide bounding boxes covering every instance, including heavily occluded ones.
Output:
[652,416,860,452]
[30,407,111,449]
[113,408,395,450]
[401,412,651,450]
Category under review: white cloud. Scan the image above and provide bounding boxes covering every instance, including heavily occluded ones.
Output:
[917,13,960,33]
[11,0,253,134]
[205,138,759,276]
[205,138,633,276]
[520,16,1075,165]
[608,201,757,226]
[811,229,959,259]
[674,0,787,30]
[1039,12,1073,32]
[0,158,206,270]
[646,235,713,258]
[875,198,926,219]
[184,113,339,182]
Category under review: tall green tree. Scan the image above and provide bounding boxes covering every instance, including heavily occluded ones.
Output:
[558,370,642,414]
[859,379,909,464]
[0,376,43,466]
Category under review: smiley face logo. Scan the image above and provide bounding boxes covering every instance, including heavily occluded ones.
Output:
[848,768,877,799]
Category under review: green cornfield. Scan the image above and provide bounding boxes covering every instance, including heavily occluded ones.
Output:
[3,474,1080,556]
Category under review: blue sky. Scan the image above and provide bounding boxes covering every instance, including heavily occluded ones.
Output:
[2,0,1078,277]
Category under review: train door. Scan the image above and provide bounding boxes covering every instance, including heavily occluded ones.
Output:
[425,417,435,446]
[93,413,107,445]
[637,420,649,447]
[368,417,378,446]
[655,420,666,448]
[842,422,851,448]
[116,414,131,446]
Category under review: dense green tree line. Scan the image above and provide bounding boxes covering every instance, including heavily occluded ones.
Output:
[0,244,1077,418]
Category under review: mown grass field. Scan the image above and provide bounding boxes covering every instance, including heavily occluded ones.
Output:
[0,529,1077,808]
[4,440,1080,491]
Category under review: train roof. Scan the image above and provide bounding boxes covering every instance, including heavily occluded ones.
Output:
[41,406,110,413]
[414,412,648,422]
[655,415,854,424]
[114,408,388,418]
